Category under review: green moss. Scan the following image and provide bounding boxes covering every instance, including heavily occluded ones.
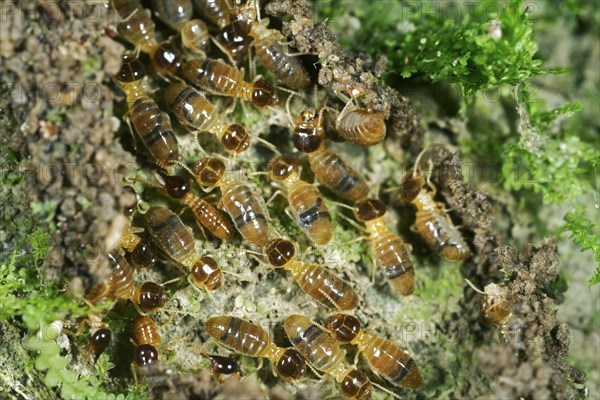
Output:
[561,205,600,285]
[84,55,103,78]
[339,0,565,104]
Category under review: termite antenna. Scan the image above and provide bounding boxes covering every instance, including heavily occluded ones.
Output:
[412,147,428,177]
[175,160,196,178]
[285,90,297,126]
[126,174,163,190]
[255,135,280,155]
[371,380,401,399]
[464,278,486,295]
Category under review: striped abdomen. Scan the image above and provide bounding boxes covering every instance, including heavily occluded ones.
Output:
[289,262,358,310]
[107,252,135,300]
[369,226,414,296]
[355,333,423,389]
[182,58,243,98]
[165,83,221,133]
[250,23,310,90]
[221,181,270,247]
[130,96,179,167]
[414,192,470,262]
[150,0,192,30]
[192,0,231,29]
[146,207,196,268]
[205,316,270,357]
[284,315,343,372]
[183,193,234,241]
[133,316,161,348]
[115,4,157,53]
[288,181,332,245]
[308,146,369,202]
[337,108,386,147]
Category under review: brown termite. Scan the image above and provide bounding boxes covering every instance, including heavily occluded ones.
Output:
[325,314,423,390]
[145,206,223,291]
[205,316,307,380]
[465,279,512,329]
[180,56,278,108]
[353,199,415,296]
[86,252,168,314]
[113,53,179,170]
[400,152,471,262]
[193,157,272,247]
[268,155,333,245]
[284,314,372,400]
[163,81,251,153]
[239,0,312,89]
[263,238,358,310]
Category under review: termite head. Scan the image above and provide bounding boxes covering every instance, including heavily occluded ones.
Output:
[139,282,168,312]
[160,173,190,199]
[252,78,278,108]
[354,199,387,222]
[325,314,361,343]
[298,108,318,123]
[276,348,307,380]
[222,124,250,153]
[135,344,159,366]
[209,355,238,375]
[341,370,372,400]
[268,155,299,182]
[130,240,157,269]
[193,158,226,186]
[150,41,183,77]
[115,53,145,83]
[293,108,324,153]
[215,20,252,62]
[87,328,112,358]
[400,171,425,203]
[190,256,222,291]
[264,238,296,267]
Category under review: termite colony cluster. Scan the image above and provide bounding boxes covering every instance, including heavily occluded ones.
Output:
[77,0,503,398]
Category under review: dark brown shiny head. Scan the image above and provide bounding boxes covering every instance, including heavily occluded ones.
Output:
[193,158,225,186]
[209,355,238,375]
[130,240,157,269]
[190,256,222,290]
[292,108,324,153]
[89,328,112,356]
[341,370,372,400]
[325,314,360,343]
[354,199,387,222]
[135,344,159,366]
[276,348,306,380]
[252,78,278,108]
[116,53,145,83]
[121,185,138,216]
[160,173,190,199]
[264,238,296,267]
[268,155,299,181]
[401,172,424,203]
[215,20,252,63]
[139,282,168,312]
[151,42,182,76]
[222,124,250,153]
